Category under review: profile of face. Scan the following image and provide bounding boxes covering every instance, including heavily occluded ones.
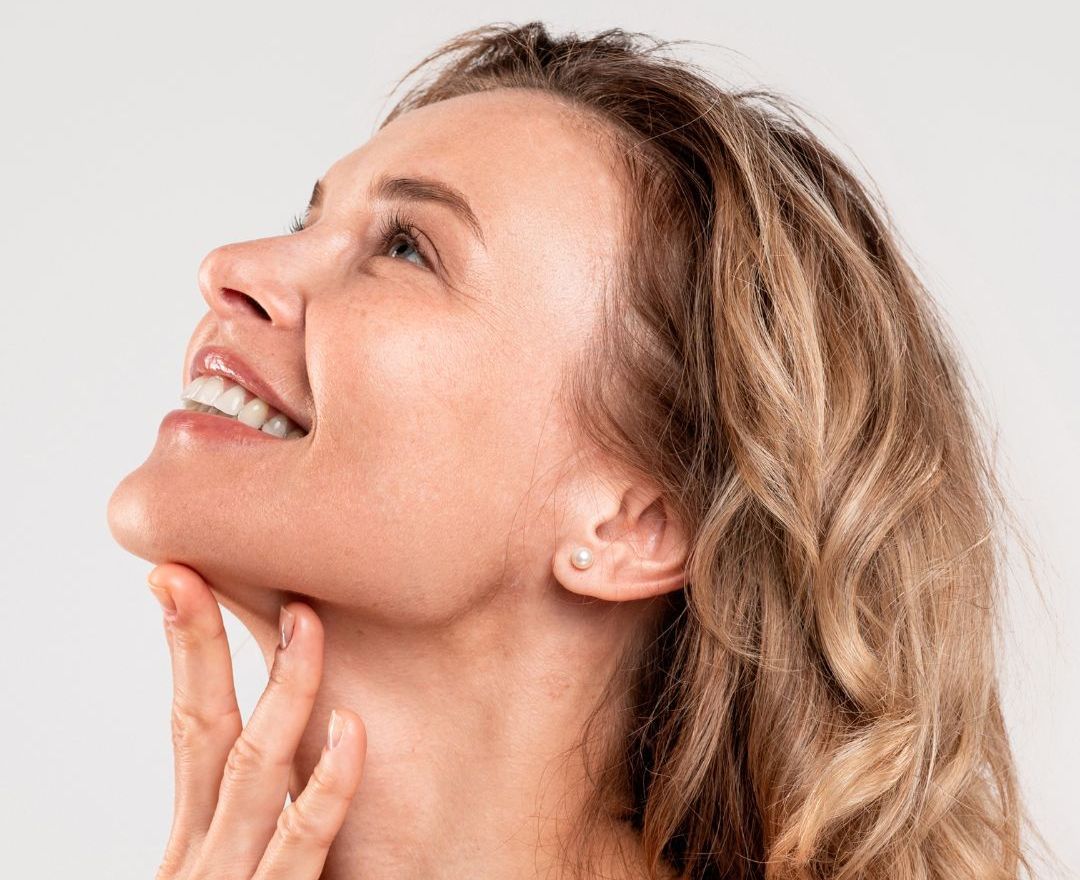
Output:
[108,87,684,628]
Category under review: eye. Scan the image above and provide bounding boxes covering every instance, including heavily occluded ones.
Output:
[375,209,432,270]
[286,207,435,271]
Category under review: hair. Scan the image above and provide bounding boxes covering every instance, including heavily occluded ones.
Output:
[375,21,1055,880]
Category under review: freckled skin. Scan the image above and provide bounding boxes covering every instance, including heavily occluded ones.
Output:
[109,87,626,626]
[108,88,685,879]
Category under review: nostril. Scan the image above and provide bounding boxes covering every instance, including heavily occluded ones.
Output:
[221,288,271,321]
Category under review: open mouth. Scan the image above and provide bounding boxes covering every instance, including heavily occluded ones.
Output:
[180,375,307,439]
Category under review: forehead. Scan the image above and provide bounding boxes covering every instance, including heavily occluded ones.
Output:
[322,87,628,290]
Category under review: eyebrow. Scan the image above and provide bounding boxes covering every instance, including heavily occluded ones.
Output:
[304,173,486,247]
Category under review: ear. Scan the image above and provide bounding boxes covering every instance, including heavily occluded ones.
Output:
[552,471,688,602]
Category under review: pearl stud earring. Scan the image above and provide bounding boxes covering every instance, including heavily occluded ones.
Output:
[570,547,594,570]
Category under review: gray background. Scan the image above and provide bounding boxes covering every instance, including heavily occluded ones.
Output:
[1,1,1075,876]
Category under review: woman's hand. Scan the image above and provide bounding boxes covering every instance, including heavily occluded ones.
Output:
[144,562,367,879]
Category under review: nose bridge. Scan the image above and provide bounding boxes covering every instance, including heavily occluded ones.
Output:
[197,236,306,329]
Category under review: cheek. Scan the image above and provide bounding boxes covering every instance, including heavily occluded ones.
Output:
[296,297,572,603]
[310,300,507,525]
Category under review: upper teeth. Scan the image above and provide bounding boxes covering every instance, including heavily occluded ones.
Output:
[180,375,306,438]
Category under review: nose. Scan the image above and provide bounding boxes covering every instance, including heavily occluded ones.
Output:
[197,238,305,330]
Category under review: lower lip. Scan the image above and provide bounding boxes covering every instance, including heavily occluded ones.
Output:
[159,408,287,443]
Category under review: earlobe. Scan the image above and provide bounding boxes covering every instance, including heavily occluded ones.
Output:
[569,546,595,570]
[552,474,688,603]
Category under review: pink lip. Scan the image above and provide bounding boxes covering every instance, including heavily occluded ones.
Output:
[159,408,285,443]
[188,344,310,433]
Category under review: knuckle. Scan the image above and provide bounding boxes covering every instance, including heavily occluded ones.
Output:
[223,733,269,781]
[170,694,240,750]
[221,731,291,787]
[267,659,319,702]
[167,615,226,650]
[268,661,292,690]
[276,800,337,850]
[308,759,344,796]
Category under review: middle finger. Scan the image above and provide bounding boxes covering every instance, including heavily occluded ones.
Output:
[194,601,324,873]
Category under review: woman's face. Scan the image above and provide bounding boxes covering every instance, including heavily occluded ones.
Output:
[108,87,629,624]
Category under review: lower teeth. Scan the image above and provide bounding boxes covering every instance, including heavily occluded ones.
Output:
[181,398,305,438]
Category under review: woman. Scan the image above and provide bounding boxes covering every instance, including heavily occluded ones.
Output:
[107,20,1042,880]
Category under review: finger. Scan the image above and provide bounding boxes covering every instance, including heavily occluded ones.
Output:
[253,709,367,880]
[147,563,243,849]
[192,601,324,875]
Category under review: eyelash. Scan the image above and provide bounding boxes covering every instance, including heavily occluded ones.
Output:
[287,209,433,270]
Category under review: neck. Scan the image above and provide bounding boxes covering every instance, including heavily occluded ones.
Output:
[220,581,660,879]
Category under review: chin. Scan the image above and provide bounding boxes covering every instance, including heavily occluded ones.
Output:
[106,458,284,624]
[107,462,175,564]
[107,454,232,565]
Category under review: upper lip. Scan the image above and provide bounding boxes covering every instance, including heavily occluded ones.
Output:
[188,345,311,433]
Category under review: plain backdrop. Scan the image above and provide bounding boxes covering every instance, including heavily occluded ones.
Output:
[1,1,1076,876]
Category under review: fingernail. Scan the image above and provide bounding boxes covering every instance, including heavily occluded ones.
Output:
[279,606,295,650]
[327,709,345,750]
[148,581,177,620]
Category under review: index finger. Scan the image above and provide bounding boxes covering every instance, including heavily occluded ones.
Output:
[148,563,244,841]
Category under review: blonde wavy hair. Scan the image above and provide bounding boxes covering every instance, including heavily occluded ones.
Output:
[378,21,1053,880]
